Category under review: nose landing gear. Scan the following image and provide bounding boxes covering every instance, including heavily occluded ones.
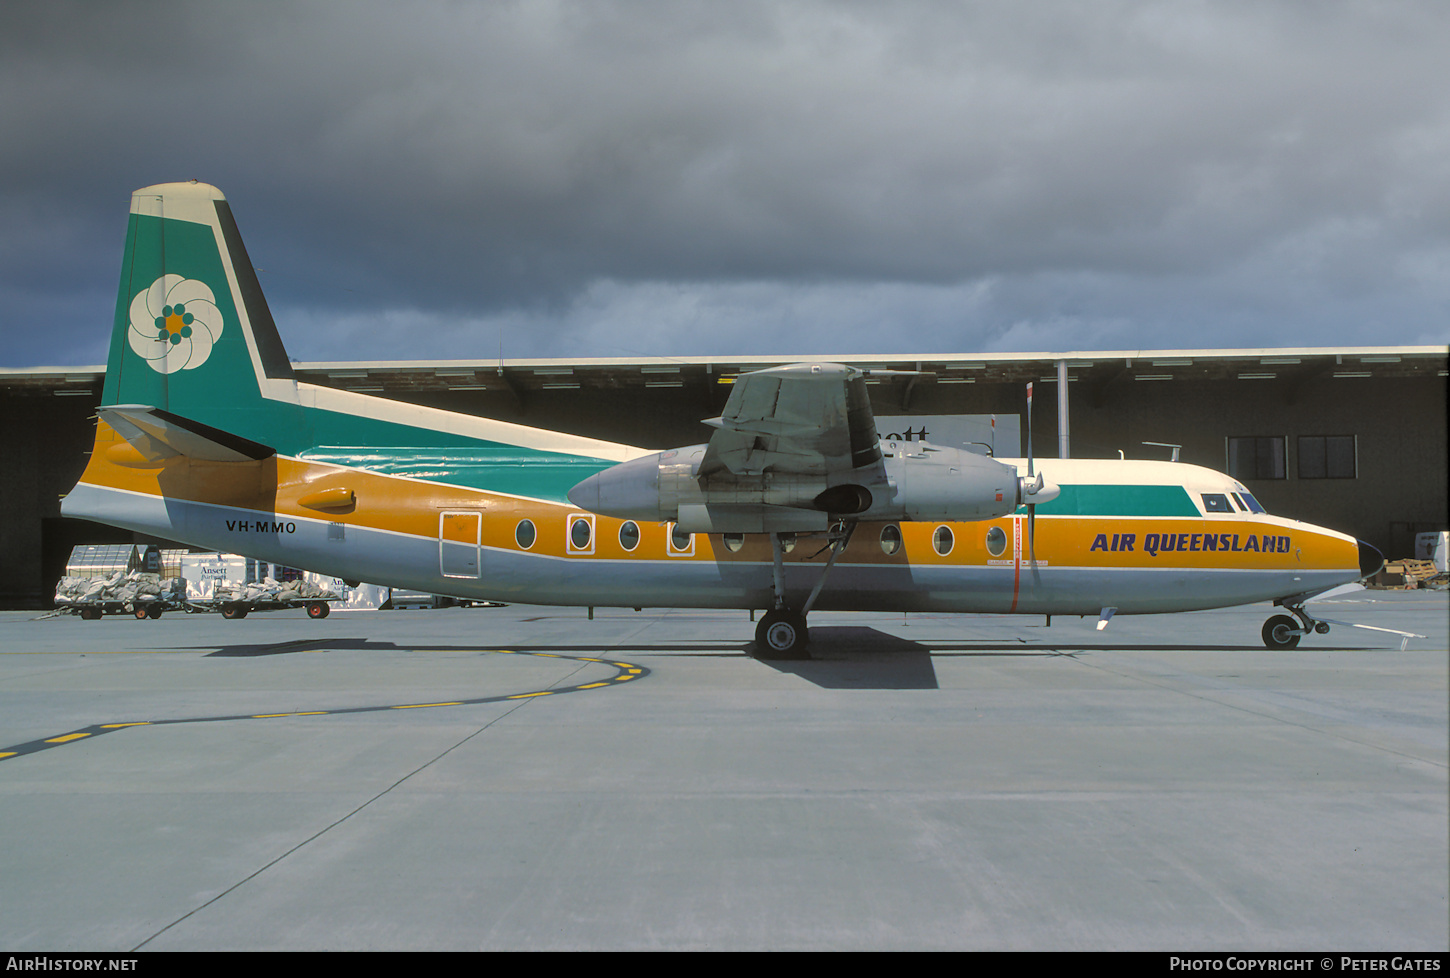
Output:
[1262,614,1303,649]
[1262,601,1331,648]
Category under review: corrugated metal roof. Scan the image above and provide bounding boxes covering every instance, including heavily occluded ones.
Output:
[4,346,1445,396]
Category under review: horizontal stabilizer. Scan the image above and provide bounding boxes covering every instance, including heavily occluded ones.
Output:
[99,404,275,463]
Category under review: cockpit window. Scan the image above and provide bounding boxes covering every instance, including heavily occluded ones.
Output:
[1238,492,1267,514]
[1201,493,1232,513]
[1229,493,1248,512]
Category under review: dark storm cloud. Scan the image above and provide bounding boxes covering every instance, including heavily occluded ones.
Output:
[1,0,1446,365]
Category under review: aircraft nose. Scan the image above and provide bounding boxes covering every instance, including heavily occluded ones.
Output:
[1357,539,1385,579]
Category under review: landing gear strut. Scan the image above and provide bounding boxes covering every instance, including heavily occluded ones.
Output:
[751,524,853,660]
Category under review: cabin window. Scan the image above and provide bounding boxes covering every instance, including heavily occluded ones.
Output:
[1201,493,1233,513]
[879,524,902,555]
[985,525,1007,557]
[933,525,954,556]
[515,519,536,550]
[618,521,640,551]
[1227,436,1285,480]
[1298,435,1356,479]
[723,533,745,553]
[670,524,693,552]
[571,517,592,550]
[778,533,797,554]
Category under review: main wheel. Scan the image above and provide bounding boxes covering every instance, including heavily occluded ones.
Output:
[307,602,330,619]
[754,609,809,659]
[1262,614,1301,649]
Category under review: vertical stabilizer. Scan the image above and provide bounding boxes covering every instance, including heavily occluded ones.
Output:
[103,182,299,442]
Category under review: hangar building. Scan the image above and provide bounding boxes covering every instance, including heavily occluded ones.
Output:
[2,344,1445,608]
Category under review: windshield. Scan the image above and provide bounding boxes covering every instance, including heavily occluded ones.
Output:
[1236,491,1267,514]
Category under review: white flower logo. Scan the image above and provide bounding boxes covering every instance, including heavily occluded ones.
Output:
[128,274,224,373]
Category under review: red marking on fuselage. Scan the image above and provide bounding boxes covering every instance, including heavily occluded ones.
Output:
[1010,515,1022,613]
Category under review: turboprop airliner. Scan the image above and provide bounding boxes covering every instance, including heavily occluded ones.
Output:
[62,182,1384,656]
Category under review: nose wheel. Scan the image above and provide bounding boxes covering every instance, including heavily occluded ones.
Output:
[1262,614,1302,649]
[1263,601,1331,648]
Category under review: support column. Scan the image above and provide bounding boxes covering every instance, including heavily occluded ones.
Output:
[1057,359,1070,459]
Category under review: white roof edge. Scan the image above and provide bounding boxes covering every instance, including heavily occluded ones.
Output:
[289,344,1450,371]
[5,345,1446,377]
[0,364,108,376]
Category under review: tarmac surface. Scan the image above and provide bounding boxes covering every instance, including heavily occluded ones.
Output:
[1,591,1445,951]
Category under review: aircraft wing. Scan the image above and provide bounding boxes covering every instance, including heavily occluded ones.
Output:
[699,363,883,478]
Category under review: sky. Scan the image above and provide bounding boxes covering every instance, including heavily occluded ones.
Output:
[2,0,1447,368]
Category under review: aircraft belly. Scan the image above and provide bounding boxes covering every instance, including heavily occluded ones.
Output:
[509,561,1355,614]
[1004,564,1357,615]
[63,482,170,540]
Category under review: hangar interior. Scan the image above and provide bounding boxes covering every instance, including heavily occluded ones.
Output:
[2,345,1445,609]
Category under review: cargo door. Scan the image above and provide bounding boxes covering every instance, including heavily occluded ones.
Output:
[439,511,481,578]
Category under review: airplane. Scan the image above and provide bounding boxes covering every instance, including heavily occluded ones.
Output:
[61,181,1386,656]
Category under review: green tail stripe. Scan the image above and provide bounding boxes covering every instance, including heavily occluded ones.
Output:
[1021,484,1200,517]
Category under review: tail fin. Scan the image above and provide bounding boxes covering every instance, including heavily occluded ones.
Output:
[104,182,297,440]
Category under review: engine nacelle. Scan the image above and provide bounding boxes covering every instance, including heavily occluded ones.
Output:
[567,446,835,532]
[859,444,1022,523]
[568,440,1048,533]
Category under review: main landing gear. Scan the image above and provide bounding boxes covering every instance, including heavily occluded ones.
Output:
[752,525,854,660]
[756,609,809,658]
[1262,600,1330,649]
